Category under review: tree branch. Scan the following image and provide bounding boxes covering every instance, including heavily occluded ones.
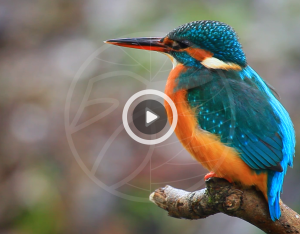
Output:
[149,178,300,234]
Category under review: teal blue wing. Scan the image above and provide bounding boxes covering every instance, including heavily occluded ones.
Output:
[187,74,283,172]
[185,66,295,221]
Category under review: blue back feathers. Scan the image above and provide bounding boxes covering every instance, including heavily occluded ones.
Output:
[240,67,295,220]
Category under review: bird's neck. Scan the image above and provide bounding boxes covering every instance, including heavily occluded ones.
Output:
[165,64,187,98]
[167,64,244,94]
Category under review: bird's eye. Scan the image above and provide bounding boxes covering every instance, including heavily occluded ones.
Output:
[171,40,191,50]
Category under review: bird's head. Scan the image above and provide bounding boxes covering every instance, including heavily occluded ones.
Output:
[106,20,247,70]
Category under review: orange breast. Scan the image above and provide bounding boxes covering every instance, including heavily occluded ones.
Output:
[164,64,268,199]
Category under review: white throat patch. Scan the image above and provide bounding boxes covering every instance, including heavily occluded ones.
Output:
[171,57,179,69]
[164,53,180,69]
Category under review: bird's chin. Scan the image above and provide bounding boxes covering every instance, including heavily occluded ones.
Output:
[162,53,180,69]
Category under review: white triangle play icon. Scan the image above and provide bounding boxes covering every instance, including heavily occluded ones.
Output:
[145,107,159,127]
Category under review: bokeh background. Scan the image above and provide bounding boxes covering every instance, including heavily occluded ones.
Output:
[1,0,300,233]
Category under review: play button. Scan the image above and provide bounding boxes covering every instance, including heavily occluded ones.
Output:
[145,108,159,127]
[132,99,167,135]
[122,89,178,145]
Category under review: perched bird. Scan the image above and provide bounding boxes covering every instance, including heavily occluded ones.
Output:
[105,20,295,221]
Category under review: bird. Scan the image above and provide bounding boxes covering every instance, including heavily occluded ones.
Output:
[105,20,295,221]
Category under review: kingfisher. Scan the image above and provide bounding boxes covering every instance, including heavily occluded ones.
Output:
[105,20,295,221]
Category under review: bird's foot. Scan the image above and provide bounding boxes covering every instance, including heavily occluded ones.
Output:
[204,171,233,183]
[204,171,218,180]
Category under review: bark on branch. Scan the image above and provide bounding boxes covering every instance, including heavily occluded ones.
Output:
[149,178,300,234]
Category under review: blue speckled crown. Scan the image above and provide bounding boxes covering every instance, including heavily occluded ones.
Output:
[167,20,247,67]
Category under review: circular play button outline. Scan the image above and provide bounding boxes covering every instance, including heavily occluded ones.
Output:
[122,89,178,145]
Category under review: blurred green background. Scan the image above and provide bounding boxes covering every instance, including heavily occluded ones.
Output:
[0,0,299,233]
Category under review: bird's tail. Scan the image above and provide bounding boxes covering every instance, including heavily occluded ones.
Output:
[267,171,282,221]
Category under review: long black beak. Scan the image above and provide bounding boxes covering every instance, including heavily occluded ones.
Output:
[104,37,169,52]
